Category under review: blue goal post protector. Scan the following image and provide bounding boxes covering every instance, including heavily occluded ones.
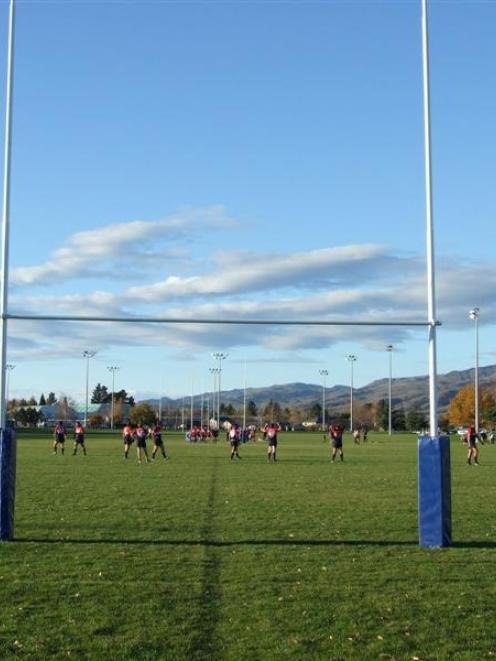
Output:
[418,435,452,548]
[0,427,17,541]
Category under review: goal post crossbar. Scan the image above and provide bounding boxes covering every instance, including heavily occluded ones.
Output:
[4,313,440,327]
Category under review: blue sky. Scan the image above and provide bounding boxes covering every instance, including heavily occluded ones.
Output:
[1,0,495,404]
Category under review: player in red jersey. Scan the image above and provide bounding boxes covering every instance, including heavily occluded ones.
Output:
[329,423,345,462]
[265,423,279,462]
[134,423,150,463]
[72,421,87,456]
[466,425,479,465]
[53,421,66,454]
[228,424,241,460]
[151,425,168,461]
[122,423,134,459]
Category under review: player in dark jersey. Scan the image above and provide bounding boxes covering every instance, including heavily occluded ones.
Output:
[151,425,168,461]
[329,423,344,462]
[122,423,134,459]
[228,424,241,460]
[134,423,150,463]
[265,423,279,462]
[72,421,87,456]
[466,425,479,465]
[53,421,66,454]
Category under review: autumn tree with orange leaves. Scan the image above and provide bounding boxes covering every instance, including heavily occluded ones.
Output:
[447,384,495,427]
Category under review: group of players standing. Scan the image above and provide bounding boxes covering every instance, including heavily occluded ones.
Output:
[52,420,349,463]
[226,422,280,461]
[52,421,168,463]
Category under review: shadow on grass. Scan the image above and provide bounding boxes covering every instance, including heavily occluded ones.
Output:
[15,536,416,546]
[185,459,223,661]
[13,537,496,548]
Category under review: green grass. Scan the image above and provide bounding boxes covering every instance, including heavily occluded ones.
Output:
[0,431,495,660]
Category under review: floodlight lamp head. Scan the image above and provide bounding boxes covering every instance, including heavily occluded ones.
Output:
[386,345,393,352]
[346,354,357,362]
[469,307,480,321]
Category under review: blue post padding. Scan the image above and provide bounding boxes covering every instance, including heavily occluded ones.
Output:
[0,428,17,541]
[418,435,451,548]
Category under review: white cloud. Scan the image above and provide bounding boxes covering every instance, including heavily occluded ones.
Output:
[125,244,395,302]
[11,205,235,287]
[7,213,496,363]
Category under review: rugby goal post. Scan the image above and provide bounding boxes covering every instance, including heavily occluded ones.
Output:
[0,0,450,546]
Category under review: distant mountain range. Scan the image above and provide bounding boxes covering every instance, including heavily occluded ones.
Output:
[143,364,496,414]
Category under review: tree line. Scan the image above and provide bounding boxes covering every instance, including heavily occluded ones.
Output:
[7,382,495,430]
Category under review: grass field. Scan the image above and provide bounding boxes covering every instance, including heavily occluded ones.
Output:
[0,431,495,660]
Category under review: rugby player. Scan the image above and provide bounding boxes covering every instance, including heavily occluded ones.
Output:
[265,422,279,462]
[72,421,87,456]
[329,423,345,462]
[122,422,134,459]
[151,425,168,461]
[134,423,150,463]
[53,421,66,454]
[228,424,241,460]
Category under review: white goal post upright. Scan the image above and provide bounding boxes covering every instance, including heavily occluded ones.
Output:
[421,0,439,439]
[0,0,16,543]
[0,0,15,432]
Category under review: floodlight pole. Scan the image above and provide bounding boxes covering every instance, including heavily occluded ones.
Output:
[469,308,480,433]
[107,366,119,430]
[212,353,227,429]
[386,345,393,435]
[422,0,439,438]
[243,361,247,433]
[346,356,357,432]
[209,367,219,425]
[5,364,15,409]
[319,369,328,431]
[158,372,163,425]
[0,0,15,432]
[83,351,96,427]
[190,378,194,433]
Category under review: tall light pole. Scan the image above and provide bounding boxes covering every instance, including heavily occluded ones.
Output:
[5,364,15,409]
[83,350,96,427]
[212,353,228,428]
[469,308,480,434]
[386,345,393,436]
[319,369,328,431]
[190,378,194,432]
[346,355,357,432]
[107,366,119,431]
[243,361,247,433]
[158,372,163,425]
[209,367,219,425]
